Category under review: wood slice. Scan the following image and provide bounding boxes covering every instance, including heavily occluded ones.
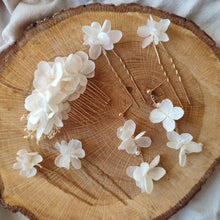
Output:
[0,4,220,220]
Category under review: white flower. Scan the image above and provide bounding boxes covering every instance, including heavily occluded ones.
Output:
[126,155,166,194]
[137,15,170,48]
[82,19,122,59]
[117,120,151,155]
[167,131,203,167]
[149,99,184,132]
[54,139,85,169]
[13,149,43,178]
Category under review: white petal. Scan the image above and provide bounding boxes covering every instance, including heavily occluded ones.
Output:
[153,35,159,45]
[142,35,153,48]
[26,167,37,178]
[69,139,82,149]
[179,148,187,167]
[32,154,43,164]
[149,155,160,169]
[17,149,28,157]
[75,51,88,63]
[140,162,150,176]
[170,107,184,120]
[117,120,136,140]
[54,155,70,169]
[118,139,137,154]
[156,19,170,32]
[65,54,82,74]
[180,133,193,144]
[159,99,173,114]
[13,162,22,169]
[91,22,101,30]
[137,26,151,38]
[135,136,151,148]
[82,26,94,35]
[108,30,122,43]
[158,33,169,42]
[81,60,95,77]
[98,32,111,45]
[163,118,175,132]
[68,92,80,101]
[71,158,81,169]
[133,167,143,182]
[145,176,154,194]
[149,167,166,181]
[167,131,180,142]
[103,43,113,50]
[55,142,61,151]
[101,19,111,32]
[149,109,166,123]
[167,141,180,149]
[89,45,102,60]
[184,141,203,153]
[126,166,138,178]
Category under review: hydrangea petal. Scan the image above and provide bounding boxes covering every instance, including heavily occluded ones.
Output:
[135,136,151,148]
[82,26,94,36]
[55,155,70,169]
[163,117,175,132]
[158,33,169,42]
[65,54,82,74]
[145,176,154,194]
[126,166,138,178]
[71,158,82,169]
[149,109,166,123]
[140,162,149,176]
[180,133,193,144]
[13,162,22,169]
[26,167,37,178]
[157,19,170,32]
[149,155,160,169]
[184,141,203,153]
[103,43,114,50]
[91,22,101,30]
[75,51,88,63]
[159,99,173,115]
[142,35,153,48]
[167,141,180,149]
[179,148,187,167]
[137,26,151,38]
[133,167,143,182]
[101,19,111,32]
[32,154,43,164]
[98,32,111,45]
[170,107,184,120]
[167,131,180,142]
[149,167,166,181]
[117,120,136,140]
[81,60,95,77]
[108,30,122,43]
[89,45,102,60]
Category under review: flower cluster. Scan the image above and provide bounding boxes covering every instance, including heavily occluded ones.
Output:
[167,131,203,167]
[25,51,95,141]
[137,15,170,48]
[55,139,85,170]
[13,149,43,178]
[127,155,166,194]
[82,19,122,59]
[117,120,151,155]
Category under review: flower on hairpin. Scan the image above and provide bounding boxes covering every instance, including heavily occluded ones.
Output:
[13,149,43,178]
[149,99,184,132]
[54,139,85,169]
[82,19,122,59]
[117,120,151,155]
[167,131,203,167]
[137,15,170,48]
[126,155,166,194]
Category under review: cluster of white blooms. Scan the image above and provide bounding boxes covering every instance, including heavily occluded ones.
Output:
[82,19,122,59]
[25,51,95,141]
[117,120,151,155]
[137,15,170,48]
[149,98,203,167]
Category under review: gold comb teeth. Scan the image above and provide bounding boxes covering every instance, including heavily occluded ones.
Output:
[68,81,111,124]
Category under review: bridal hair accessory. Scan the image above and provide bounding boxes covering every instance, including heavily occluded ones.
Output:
[22,51,98,142]
[82,19,145,107]
[137,15,190,107]
[126,155,166,194]
[13,149,43,178]
[54,139,85,169]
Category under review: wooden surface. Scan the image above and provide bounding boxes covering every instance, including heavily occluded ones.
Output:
[0,4,220,220]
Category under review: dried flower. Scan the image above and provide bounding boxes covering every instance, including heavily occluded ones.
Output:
[126,155,166,194]
[82,19,122,59]
[137,15,170,48]
[149,99,184,132]
[25,51,95,141]
[117,120,151,155]
[13,149,43,178]
[167,131,203,167]
[54,139,85,169]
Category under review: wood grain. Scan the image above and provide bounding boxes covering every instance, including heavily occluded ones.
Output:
[0,4,220,220]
